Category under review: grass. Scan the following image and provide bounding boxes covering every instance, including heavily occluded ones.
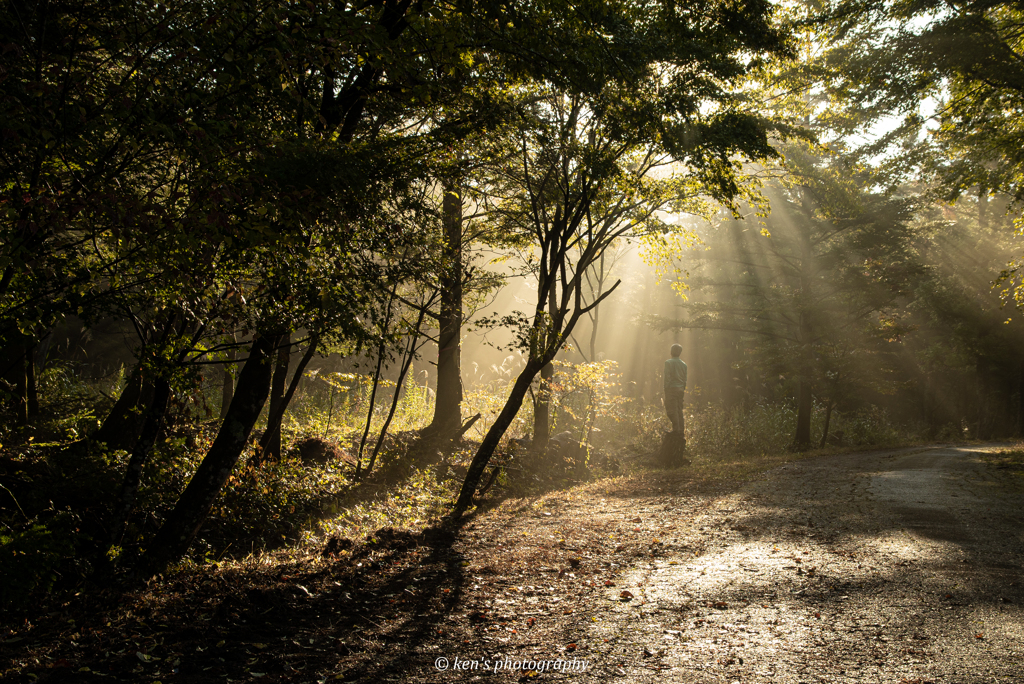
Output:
[978,444,1024,489]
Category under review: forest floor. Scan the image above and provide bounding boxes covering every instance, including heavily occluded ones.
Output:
[2,443,1023,683]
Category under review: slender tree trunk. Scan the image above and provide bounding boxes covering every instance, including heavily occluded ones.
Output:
[979,185,989,231]
[532,269,562,449]
[220,334,236,421]
[95,370,155,451]
[263,333,291,461]
[452,358,544,517]
[424,183,464,437]
[794,319,813,449]
[252,336,319,466]
[1018,357,1024,437]
[627,269,653,401]
[12,342,28,425]
[355,336,388,479]
[588,252,605,362]
[818,399,833,448]
[794,202,814,450]
[138,332,282,575]
[976,360,985,439]
[25,342,38,417]
[367,315,424,475]
[2,336,30,425]
[108,378,171,547]
[97,315,176,450]
[532,361,554,450]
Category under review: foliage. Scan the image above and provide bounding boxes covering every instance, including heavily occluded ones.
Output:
[315,464,459,543]
[818,0,1024,303]
[0,511,87,612]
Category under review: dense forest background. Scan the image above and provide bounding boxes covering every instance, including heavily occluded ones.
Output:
[2,0,1024,609]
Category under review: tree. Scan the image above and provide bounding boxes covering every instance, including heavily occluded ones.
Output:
[139,331,282,573]
[662,141,920,448]
[420,183,467,439]
[2,0,795,562]
[450,0,796,512]
[821,0,1024,303]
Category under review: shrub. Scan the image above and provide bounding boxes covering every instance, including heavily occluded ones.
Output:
[0,510,90,612]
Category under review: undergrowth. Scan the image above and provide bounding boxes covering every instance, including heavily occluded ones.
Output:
[979,444,1024,489]
[1,360,945,614]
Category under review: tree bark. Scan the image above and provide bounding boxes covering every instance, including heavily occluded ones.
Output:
[1018,356,1024,438]
[2,336,30,425]
[794,201,814,450]
[367,315,424,475]
[452,358,544,517]
[108,378,171,548]
[794,338,813,449]
[532,361,554,450]
[138,332,282,575]
[220,334,236,421]
[95,370,155,452]
[818,399,833,448]
[587,251,606,362]
[12,342,28,425]
[979,185,989,231]
[252,336,319,467]
[356,335,388,479]
[424,183,464,437]
[263,333,291,462]
[26,342,38,417]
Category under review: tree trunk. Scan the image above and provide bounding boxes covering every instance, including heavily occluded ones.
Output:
[252,336,319,467]
[24,342,38,417]
[1018,357,1024,437]
[587,251,606,362]
[424,183,463,437]
[220,334,236,421]
[263,333,291,461]
[818,399,833,448]
[794,374,813,449]
[108,378,171,548]
[452,358,544,517]
[627,268,653,401]
[12,342,28,425]
[138,332,282,575]
[95,370,155,452]
[2,336,30,425]
[356,336,388,479]
[589,306,600,363]
[979,185,989,231]
[794,205,814,451]
[792,306,813,449]
[532,361,554,450]
[367,315,424,475]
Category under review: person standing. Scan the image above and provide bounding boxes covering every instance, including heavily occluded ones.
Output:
[663,343,687,434]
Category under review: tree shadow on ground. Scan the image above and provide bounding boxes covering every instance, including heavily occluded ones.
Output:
[7,518,483,684]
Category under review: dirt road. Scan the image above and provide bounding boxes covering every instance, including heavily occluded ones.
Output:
[569,444,1024,683]
[7,444,1023,684]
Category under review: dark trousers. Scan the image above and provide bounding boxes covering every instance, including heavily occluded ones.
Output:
[665,387,685,433]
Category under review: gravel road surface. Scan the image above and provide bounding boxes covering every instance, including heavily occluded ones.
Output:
[594,445,1024,683]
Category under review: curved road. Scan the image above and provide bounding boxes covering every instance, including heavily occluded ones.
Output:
[597,444,1024,683]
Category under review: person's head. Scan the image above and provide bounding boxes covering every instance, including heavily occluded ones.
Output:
[670,344,682,358]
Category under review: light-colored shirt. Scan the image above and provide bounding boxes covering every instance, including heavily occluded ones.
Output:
[664,358,687,390]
